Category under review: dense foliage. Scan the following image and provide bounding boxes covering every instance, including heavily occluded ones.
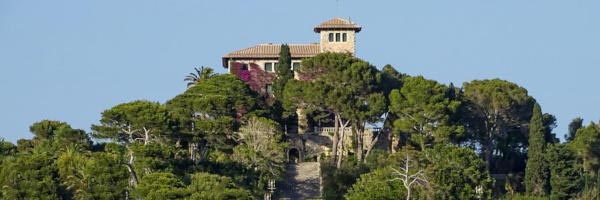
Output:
[0,52,597,199]
[525,103,550,196]
[345,146,492,200]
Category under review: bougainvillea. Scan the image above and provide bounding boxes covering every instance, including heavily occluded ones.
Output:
[231,62,251,82]
[231,62,277,97]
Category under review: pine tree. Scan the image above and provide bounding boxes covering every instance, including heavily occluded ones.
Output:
[525,103,549,196]
[565,117,583,142]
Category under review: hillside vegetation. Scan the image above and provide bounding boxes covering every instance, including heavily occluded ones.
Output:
[1,52,598,200]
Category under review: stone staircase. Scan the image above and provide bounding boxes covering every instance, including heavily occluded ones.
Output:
[278,162,321,200]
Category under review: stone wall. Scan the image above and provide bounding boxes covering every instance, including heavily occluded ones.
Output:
[319,30,356,55]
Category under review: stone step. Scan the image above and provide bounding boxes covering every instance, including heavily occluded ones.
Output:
[277,162,321,200]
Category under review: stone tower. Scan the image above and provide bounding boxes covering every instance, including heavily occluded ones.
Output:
[314,18,362,56]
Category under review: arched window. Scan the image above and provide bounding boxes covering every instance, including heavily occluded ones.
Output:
[335,33,340,42]
[342,33,347,42]
[328,33,334,42]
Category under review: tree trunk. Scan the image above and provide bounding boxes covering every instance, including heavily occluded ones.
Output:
[364,131,380,164]
[126,148,139,187]
[484,134,493,169]
[336,118,350,168]
[354,124,364,163]
[331,113,340,165]
[142,127,150,146]
[483,117,496,169]
[189,142,196,163]
[336,130,344,169]
[404,154,411,200]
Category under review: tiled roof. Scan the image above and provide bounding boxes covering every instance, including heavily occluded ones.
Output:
[223,43,320,59]
[314,18,362,33]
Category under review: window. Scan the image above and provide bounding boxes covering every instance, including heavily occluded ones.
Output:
[274,62,279,69]
[328,32,349,43]
[240,64,248,70]
[264,62,273,72]
[265,84,273,96]
[292,62,301,71]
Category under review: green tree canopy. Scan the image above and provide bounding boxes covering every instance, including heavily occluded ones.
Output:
[570,122,600,177]
[85,150,130,199]
[186,173,251,200]
[29,120,70,141]
[426,145,493,199]
[92,100,170,145]
[546,143,583,200]
[346,148,427,200]
[133,172,188,200]
[347,146,492,199]
[0,138,16,159]
[29,120,91,149]
[166,74,263,162]
[184,66,216,87]
[0,151,60,199]
[379,64,406,151]
[542,113,559,144]
[57,148,129,200]
[566,117,584,142]
[298,52,386,164]
[462,79,535,171]
[389,76,464,150]
[233,117,287,178]
[345,167,406,200]
[91,100,171,188]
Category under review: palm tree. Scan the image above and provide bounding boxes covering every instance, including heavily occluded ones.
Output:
[184,66,215,87]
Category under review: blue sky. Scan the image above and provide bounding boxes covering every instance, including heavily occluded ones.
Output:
[1,0,598,143]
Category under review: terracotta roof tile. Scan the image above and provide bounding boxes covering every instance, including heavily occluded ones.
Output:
[314,18,361,32]
[223,43,320,59]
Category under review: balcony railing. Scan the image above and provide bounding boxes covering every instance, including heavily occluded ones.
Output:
[313,126,381,134]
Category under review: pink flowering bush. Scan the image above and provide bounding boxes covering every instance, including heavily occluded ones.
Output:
[231,62,276,97]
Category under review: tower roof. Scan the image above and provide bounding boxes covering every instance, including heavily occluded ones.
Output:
[314,18,362,33]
